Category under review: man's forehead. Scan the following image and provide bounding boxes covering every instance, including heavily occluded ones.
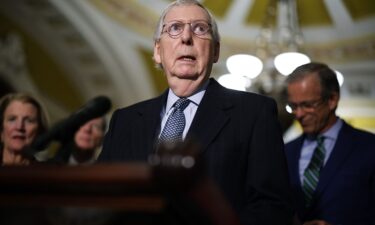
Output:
[164,5,209,22]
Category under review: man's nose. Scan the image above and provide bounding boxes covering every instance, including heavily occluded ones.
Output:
[181,24,193,44]
[293,107,305,119]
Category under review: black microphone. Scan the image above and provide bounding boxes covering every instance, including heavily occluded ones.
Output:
[30,96,112,153]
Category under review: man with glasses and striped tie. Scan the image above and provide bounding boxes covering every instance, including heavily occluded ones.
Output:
[98,0,294,224]
[284,62,375,225]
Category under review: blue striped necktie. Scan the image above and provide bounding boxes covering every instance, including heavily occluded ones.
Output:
[159,98,190,144]
[302,136,326,207]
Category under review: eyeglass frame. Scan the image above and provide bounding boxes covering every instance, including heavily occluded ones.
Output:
[287,98,327,112]
[161,20,212,38]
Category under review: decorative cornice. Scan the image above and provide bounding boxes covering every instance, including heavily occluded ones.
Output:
[89,0,158,37]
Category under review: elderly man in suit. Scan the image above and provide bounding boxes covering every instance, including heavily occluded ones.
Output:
[284,62,375,225]
[98,1,294,224]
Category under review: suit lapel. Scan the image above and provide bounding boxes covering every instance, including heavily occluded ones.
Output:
[187,79,232,152]
[288,137,308,212]
[137,92,167,154]
[288,137,303,188]
[313,122,355,202]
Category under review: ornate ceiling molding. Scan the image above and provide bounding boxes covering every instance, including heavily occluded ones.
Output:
[89,0,159,37]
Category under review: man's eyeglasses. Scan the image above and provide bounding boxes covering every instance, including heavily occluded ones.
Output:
[162,20,211,38]
[287,98,326,112]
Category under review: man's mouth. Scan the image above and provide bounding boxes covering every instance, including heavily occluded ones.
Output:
[300,119,312,128]
[178,55,196,61]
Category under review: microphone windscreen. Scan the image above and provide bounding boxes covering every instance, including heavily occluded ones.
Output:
[29,96,112,152]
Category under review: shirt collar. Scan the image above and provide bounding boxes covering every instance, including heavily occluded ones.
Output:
[322,117,343,141]
[305,117,343,142]
[166,80,209,111]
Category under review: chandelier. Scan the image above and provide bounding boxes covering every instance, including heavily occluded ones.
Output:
[219,0,310,94]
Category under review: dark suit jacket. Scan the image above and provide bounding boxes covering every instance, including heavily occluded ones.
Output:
[285,121,375,224]
[98,78,294,224]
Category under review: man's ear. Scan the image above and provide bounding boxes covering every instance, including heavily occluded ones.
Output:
[329,92,340,110]
[153,41,161,64]
[213,42,220,63]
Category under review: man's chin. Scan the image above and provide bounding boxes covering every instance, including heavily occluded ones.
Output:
[303,129,319,137]
[77,146,94,151]
[301,124,314,134]
[173,72,199,79]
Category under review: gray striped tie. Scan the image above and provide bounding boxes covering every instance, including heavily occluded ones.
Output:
[302,136,326,207]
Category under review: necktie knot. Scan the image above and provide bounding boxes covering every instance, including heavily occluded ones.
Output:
[158,98,190,144]
[174,98,190,111]
[316,135,325,143]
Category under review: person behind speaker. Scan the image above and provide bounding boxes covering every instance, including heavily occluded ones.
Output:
[98,0,294,224]
[69,117,106,165]
[284,62,375,225]
[0,93,48,165]
[51,116,106,165]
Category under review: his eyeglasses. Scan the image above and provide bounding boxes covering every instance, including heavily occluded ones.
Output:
[162,20,211,38]
[287,98,326,112]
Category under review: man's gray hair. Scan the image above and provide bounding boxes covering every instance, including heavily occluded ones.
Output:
[286,62,340,100]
